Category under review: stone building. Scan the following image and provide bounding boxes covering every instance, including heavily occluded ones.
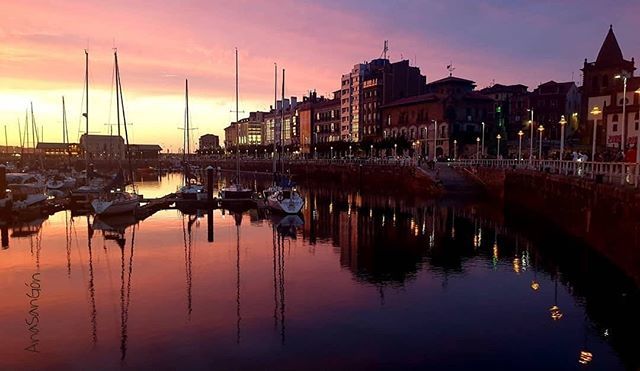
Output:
[528,81,580,143]
[581,25,639,153]
[479,84,530,140]
[199,134,220,151]
[297,91,341,154]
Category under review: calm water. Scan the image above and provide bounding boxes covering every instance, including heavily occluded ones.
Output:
[1,172,638,370]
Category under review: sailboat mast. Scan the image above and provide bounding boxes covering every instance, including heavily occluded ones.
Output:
[84,49,89,178]
[185,79,190,157]
[281,69,285,175]
[30,102,37,148]
[273,63,277,178]
[235,48,240,181]
[62,96,68,144]
[17,118,22,153]
[115,50,134,183]
[115,50,121,139]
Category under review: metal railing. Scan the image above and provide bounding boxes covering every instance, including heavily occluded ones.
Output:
[450,158,640,187]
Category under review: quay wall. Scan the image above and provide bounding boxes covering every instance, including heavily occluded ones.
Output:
[461,167,640,285]
[209,160,442,196]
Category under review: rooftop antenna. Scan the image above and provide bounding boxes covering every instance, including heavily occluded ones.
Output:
[447,61,455,77]
[381,40,389,60]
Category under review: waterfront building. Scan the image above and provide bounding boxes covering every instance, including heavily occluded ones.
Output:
[340,58,426,143]
[223,123,237,149]
[261,97,299,147]
[128,144,163,159]
[479,83,530,140]
[529,81,581,143]
[198,134,220,151]
[80,134,125,159]
[297,91,341,154]
[581,25,639,152]
[223,111,266,151]
[36,142,80,156]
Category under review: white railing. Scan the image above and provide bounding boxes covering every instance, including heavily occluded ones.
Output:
[450,159,640,187]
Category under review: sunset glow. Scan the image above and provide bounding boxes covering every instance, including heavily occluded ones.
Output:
[2,0,640,150]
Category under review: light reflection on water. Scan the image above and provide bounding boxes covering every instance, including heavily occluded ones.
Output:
[0,172,637,370]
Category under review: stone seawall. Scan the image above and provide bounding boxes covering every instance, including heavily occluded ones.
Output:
[211,160,442,196]
[460,166,640,285]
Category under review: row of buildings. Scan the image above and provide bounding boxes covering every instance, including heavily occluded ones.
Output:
[30,134,163,159]
[220,26,638,158]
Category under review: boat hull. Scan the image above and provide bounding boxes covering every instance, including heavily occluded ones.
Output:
[91,198,139,216]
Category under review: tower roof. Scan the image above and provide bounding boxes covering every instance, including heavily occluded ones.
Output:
[596,25,625,66]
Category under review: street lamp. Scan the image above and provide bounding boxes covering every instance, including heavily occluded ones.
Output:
[432,120,438,161]
[517,130,524,161]
[527,108,534,162]
[496,134,502,159]
[559,115,567,160]
[330,146,333,159]
[394,143,398,159]
[453,139,457,160]
[314,146,317,160]
[615,71,630,151]
[590,106,602,160]
[370,144,373,159]
[538,125,545,159]
[481,121,486,156]
[349,145,352,158]
[476,137,480,160]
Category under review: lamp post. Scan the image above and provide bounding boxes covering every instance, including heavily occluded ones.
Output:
[330,146,333,160]
[496,134,502,159]
[481,121,486,156]
[615,71,630,151]
[349,145,352,158]
[453,139,457,160]
[590,106,601,161]
[517,130,524,161]
[394,143,398,159]
[538,125,545,159]
[370,144,373,159]
[314,146,317,160]
[432,120,438,161]
[559,115,567,160]
[528,109,534,162]
[476,137,480,160]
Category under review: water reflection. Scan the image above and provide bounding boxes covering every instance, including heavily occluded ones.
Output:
[0,173,637,370]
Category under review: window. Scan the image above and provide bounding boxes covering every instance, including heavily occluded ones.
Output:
[613,123,618,132]
[636,122,639,131]
[613,114,619,122]
[592,76,598,89]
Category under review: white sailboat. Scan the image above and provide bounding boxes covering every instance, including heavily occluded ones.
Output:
[91,50,138,216]
[220,48,253,203]
[265,68,304,215]
[177,79,206,201]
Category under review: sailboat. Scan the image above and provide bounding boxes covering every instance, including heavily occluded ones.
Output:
[91,50,139,216]
[176,79,205,201]
[220,48,253,204]
[265,68,304,215]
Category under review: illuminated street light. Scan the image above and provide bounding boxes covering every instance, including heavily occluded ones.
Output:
[517,130,524,161]
[370,144,373,159]
[481,121,485,156]
[538,125,545,159]
[527,108,534,162]
[590,106,602,160]
[453,139,457,160]
[615,71,630,151]
[559,115,567,160]
[496,134,502,159]
[476,137,480,160]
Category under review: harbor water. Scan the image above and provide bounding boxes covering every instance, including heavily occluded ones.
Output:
[0,172,637,370]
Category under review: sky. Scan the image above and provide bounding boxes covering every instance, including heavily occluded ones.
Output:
[1,0,640,151]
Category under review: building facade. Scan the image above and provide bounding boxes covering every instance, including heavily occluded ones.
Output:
[529,81,581,142]
[297,91,342,154]
[582,25,639,153]
[79,134,125,159]
[479,84,530,140]
[340,59,426,143]
[199,134,220,151]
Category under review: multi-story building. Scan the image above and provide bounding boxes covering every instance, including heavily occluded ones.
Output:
[381,75,494,158]
[297,91,341,154]
[262,97,299,147]
[79,134,125,159]
[479,84,530,139]
[340,59,426,143]
[581,25,639,153]
[223,112,265,149]
[198,134,220,151]
[529,81,581,142]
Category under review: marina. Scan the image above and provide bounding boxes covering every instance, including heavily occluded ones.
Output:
[0,171,638,370]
